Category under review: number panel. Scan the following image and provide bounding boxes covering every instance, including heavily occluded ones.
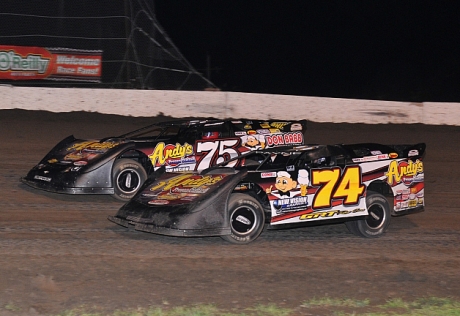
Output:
[311,166,365,210]
[332,166,365,205]
[311,168,340,209]
[195,139,241,170]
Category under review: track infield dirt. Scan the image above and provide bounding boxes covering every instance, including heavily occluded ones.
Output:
[0,109,459,315]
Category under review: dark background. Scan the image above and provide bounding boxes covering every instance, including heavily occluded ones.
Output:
[2,1,460,102]
[154,1,460,102]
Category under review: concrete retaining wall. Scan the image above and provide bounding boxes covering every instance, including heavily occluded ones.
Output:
[1,85,458,125]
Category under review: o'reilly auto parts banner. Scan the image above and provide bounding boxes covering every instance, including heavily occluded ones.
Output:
[0,45,102,82]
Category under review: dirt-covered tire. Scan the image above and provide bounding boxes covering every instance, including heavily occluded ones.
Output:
[112,159,147,201]
[345,191,391,238]
[221,193,265,244]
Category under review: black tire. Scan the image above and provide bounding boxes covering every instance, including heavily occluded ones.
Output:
[112,159,147,201]
[345,191,391,238]
[221,193,265,244]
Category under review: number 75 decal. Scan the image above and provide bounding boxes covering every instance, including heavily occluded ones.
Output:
[311,166,365,209]
[195,139,240,170]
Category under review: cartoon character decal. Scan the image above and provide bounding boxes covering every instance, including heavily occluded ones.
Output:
[265,169,310,214]
[241,134,266,149]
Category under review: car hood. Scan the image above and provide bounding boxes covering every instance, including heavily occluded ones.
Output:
[133,170,241,207]
[37,135,126,167]
[110,168,248,234]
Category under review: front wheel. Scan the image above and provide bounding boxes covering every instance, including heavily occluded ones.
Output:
[221,193,265,244]
[112,159,147,201]
[345,191,391,238]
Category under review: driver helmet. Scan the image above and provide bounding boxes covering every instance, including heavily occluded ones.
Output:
[202,131,220,140]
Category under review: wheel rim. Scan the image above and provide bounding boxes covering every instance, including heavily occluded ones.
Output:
[366,204,385,229]
[116,169,142,194]
[230,205,258,236]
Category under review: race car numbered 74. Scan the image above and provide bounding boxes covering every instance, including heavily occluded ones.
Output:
[108,142,426,244]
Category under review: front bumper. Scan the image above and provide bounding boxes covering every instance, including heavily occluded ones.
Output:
[108,215,230,237]
[21,177,114,195]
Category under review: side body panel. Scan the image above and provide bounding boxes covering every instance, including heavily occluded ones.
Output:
[254,156,424,226]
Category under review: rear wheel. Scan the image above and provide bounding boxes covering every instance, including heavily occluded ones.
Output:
[345,191,391,238]
[221,193,265,244]
[112,159,147,201]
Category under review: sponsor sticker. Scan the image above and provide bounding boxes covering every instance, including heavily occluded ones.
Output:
[265,132,303,147]
[204,122,224,126]
[290,123,302,131]
[408,149,419,157]
[270,122,290,129]
[180,196,198,201]
[67,140,120,152]
[386,159,424,185]
[166,166,191,172]
[273,196,309,214]
[256,129,270,134]
[141,193,158,198]
[148,142,194,167]
[261,172,277,178]
[34,175,51,182]
[148,199,169,205]
[352,154,388,163]
[300,208,365,220]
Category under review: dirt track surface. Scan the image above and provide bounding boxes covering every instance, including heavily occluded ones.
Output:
[0,109,459,315]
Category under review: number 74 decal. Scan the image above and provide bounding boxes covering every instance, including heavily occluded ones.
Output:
[311,166,365,209]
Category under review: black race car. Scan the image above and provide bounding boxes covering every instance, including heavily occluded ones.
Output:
[22,119,307,200]
[108,142,426,243]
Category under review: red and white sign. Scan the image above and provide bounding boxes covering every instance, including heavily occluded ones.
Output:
[0,45,102,82]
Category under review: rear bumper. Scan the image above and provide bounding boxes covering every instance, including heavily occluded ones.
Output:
[392,205,425,216]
